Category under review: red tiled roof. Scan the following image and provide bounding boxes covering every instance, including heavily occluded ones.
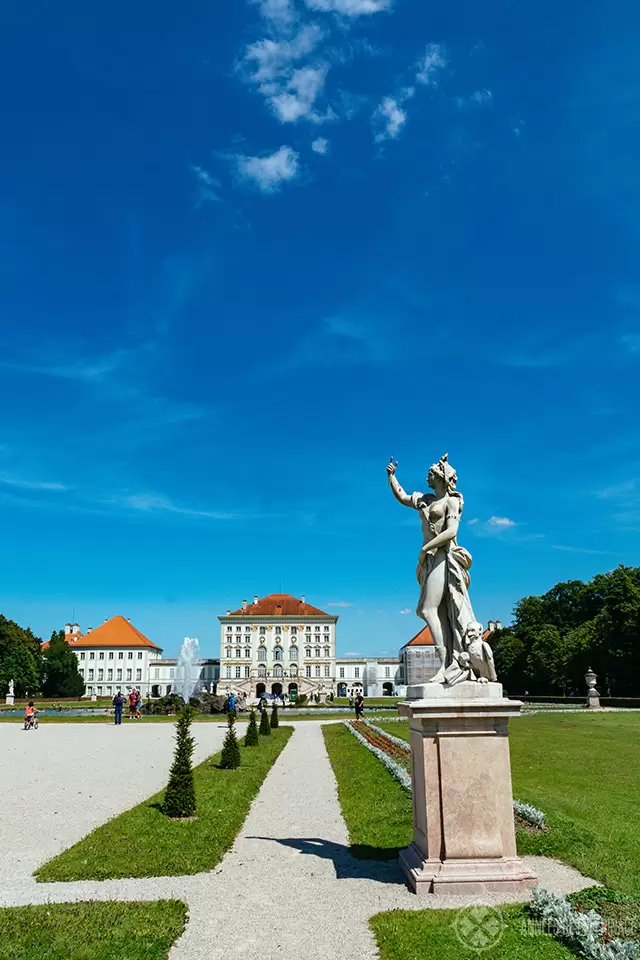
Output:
[224,593,333,618]
[42,616,162,651]
[402,624,435,647]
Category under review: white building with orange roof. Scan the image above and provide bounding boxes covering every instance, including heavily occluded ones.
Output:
[50,615,163,699]
[399,623,440,687]
[218,594,338,700]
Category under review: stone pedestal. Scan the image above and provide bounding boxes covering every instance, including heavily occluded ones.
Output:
[5,694,14,705]
[587,691,600,709]
[398,682,538,896]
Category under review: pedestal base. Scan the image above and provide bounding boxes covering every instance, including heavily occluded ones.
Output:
[399,687,537,897]
[5,695,14,706]
[400,842,537,896]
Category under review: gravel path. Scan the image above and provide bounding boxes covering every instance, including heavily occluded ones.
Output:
[0,721,228,881]
[0,722,597,960]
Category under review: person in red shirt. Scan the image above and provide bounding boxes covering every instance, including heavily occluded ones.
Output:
[128,689,137,720]
[24,701,38,729]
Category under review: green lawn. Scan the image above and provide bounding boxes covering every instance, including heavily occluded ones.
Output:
[376,713,640,895]
[322,723,412,858]
[37,726,293,881]
[0,900,186,960]
[371,905,576,960]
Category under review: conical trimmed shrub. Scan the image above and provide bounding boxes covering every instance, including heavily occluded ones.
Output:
[270,703,279,729]
[244,709,259,746]
[227,711,236,729]
[259,707,271,736]
[219,723,241,769]
[162,706,196,818]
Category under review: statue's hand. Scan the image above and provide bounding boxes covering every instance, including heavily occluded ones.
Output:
[386,457,398,477]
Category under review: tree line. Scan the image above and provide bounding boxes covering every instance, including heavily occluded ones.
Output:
[490,565,640,696]
[0,616,84,698]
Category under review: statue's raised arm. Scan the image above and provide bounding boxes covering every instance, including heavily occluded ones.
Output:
[386,458,417,508]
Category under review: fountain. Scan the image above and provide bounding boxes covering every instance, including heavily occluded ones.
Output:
[175,637,200,703]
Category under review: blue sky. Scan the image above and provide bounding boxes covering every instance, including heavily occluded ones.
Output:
[1,0,639,659]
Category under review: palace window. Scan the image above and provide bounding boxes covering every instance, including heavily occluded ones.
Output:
[260,627,266,635]
[324,665,330,677]
[258,648,267,662]
[245,625,251,632]
[108,670,113,680]
[126,669,132,681]
[245,648,251,657]
[314,626,320,633]
[354,667,360,678]
[98,670,104,680]
[170,668,175,678]
[227,625,232,632]
[99,652,104,660]
[97,686,102,696]
[235,666,241,678]
[291,626,297,635]
[154,669,159,679]
[89,652,95,659]
[275,626,281,635]
[385,667,390,677]
[305,648,311,658]
[315,647,320,658]
[117,669,122,681]
[314,665,321,678]
[305,633,311,641]
[235,648,241,658]
[290,664,298,677]
[244,665,250,678]
[226,647,232,658]
[88,670,94,680]
[258,665,267,678]
[324,625,329,633]
[274,648,282,661]
[80,652,85,660]
[236,626,242,632]
[136,669,142,681]
[118,652,124,659]
[108,652,114,659]
[339,667,344,678]
[274,664,283,678]
[226,666,231,678]
[138,652,143,659]
[305,665,311,677]
[324,646,330,657]
[289,647,298,660]
[128,652,133,659]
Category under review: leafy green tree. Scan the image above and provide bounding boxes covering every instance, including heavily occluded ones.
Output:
[41,631,85,698]
[490,629,527,692]
[162,706,197,818]
[0,615,42,697]
[244,710,259,746]
[219,723,241,769]
[259,708,271,736]
[270,703,279,729]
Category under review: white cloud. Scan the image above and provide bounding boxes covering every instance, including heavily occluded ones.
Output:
[123,494,236,520]
[190,165,222,204]
[325,601,352,607]
[470,88,493,106]
[343,650,362,657]
[398,608,412,615]
[251,0,297,28]
[269,64,329,122]
[311,136,329,154]
[243,24,324,86]
[373,96,407,141]
[304,0,391,14]
[416,43,447,85]
[487,516,516,528]
[0,473,67,491]
[236,145,300,192]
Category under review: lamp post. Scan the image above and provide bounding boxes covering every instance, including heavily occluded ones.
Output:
[585,667,600,709]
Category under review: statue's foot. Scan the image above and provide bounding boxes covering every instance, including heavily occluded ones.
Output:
[427,667,447,684]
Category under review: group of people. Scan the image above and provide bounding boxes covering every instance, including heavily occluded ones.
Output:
[111,688,142,724]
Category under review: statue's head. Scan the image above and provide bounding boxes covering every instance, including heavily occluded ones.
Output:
[427,453,458,494]
[464,621,483,643]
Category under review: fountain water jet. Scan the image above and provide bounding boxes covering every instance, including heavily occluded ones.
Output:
[175,637,200,703]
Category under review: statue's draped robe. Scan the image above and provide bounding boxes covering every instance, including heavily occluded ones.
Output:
[416,540,475,666]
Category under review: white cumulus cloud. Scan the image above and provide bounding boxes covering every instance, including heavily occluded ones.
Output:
[311,136,329,154]
[373,96,407,141]
[236,145,300,192]
[487,516,516,528]
[270,64,329,122]
[398,608,412,615]
[304,0,391,14]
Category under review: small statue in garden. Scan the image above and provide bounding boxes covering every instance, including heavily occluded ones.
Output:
[444,621,498,686]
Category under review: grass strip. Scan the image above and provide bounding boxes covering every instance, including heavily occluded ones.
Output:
[376,713,640,895]
[36,726,293,881]
[370,905,577,960]
[0,900,186,960]
[322,722,412,859]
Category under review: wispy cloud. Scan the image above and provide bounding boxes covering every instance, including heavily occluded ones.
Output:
[325,600,352,607]
[236,145,301,192]
[269,64,332,123]
[551,544,615,556]
[0,473,67,491]
[415,43,447,85]
[311,137,329,154]
[119,493,238,521]
[190,165,222,204]
[596,480,636,500]
[398,607,412,614]
[343,650,363,657]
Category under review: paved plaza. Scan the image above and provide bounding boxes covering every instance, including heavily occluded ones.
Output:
[0,721,596,960]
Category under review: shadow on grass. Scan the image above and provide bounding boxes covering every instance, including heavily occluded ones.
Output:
[248,836,406,884]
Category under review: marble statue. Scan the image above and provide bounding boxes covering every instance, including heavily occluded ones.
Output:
[8,679,14,696]
[387,453,480,684]
[443,621,498,686]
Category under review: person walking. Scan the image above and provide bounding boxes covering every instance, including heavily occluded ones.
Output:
[134,689,142,719]
[112,690,125,725]
[354,692,365,720]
